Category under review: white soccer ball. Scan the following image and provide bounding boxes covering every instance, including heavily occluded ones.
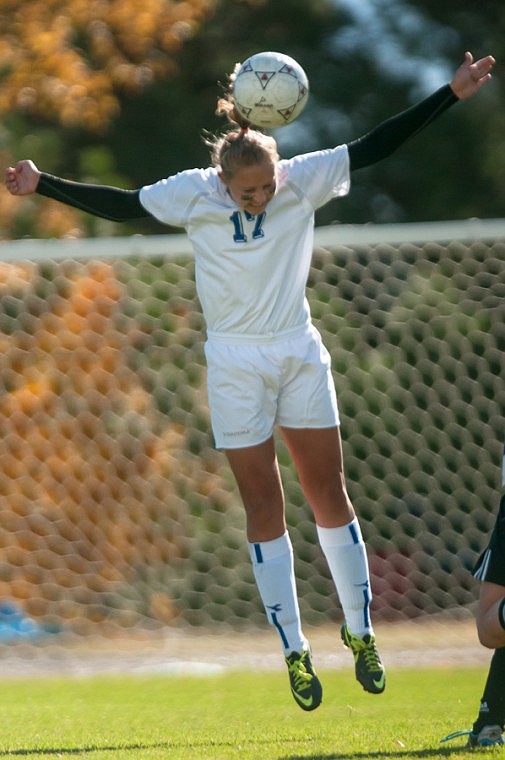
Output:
[232,51,309,129]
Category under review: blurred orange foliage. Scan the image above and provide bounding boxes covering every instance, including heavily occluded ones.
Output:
[0,0,215,130]
[0,262,192,630]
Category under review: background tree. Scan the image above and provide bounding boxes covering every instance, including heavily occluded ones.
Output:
[1,0,502,239]
[0,0,219,238]
[394,0,505,221]
[0,0,217,129]
[313,0,504,225]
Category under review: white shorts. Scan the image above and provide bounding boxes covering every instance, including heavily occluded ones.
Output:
[205,326,340,449]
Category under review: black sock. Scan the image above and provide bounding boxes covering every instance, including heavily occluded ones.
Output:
[473,647,505,732]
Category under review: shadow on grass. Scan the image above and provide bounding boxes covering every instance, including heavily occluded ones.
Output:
[0,745,469,759]
[0,745,164,757]
[281,748,469,760]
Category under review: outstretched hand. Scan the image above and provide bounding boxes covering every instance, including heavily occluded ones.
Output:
[4,159,41,196]
[451,51,496,100]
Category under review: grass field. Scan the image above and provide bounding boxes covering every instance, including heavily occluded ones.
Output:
[0,664,495,759]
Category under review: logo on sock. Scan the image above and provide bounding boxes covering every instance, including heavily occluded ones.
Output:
[266,603,282,612]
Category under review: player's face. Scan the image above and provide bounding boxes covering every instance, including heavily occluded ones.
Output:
[222,161,277,215]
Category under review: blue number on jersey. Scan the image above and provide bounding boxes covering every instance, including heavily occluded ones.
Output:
[230,210,266,242]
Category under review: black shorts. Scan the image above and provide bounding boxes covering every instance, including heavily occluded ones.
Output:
[473,493,505,586]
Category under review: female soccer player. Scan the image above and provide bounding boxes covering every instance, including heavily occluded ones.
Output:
[5,51,495,711]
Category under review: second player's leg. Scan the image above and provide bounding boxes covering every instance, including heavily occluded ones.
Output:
[476,581,505,649]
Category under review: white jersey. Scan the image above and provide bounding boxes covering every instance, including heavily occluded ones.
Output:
[139,145,350,342]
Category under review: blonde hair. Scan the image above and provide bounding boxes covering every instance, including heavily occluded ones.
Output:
[205,62,280,179]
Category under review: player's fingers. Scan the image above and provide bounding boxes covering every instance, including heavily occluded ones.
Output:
[465,58,495,93]
[473,55,496,79]
[5,168,22,194]
[474,75,492,94]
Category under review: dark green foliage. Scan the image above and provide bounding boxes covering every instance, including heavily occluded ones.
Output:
[4,0,504,237]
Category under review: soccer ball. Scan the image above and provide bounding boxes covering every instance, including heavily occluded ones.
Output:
[232,51,309,129]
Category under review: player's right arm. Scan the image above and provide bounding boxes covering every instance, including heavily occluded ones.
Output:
[4,159,148,222]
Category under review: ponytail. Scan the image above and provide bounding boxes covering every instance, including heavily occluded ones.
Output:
[204,63,279,177]
[215,62,252,130]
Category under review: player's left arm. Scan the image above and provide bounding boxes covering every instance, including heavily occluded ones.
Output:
[348,51,495,172]
[450,51,495,100]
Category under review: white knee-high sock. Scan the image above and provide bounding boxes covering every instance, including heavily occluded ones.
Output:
[317,518,373,638]
[248,531,308,656]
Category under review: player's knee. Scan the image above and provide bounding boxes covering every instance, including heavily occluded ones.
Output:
[244,499,285,540]
[477,628,495,649]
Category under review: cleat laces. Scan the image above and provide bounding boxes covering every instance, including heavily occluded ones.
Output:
[362,642,382,670]
[440,725,504,747]
[287,658,310,687]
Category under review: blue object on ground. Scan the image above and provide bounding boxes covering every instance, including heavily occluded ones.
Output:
[0,600,47,641]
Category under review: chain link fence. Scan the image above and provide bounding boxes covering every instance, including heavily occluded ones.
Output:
[0,220,503,639]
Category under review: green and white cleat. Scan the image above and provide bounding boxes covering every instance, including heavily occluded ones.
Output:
[440,724,504,747]
[341,624,386,694]
[285,648,322,711]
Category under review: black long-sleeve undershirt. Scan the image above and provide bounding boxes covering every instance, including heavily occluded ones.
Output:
[36,84,458,221]
[347,84,457,170]
[36,175,147,222]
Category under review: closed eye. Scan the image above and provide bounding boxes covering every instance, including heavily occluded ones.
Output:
[240,183,276,199]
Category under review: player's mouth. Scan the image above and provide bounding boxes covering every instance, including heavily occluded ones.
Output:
[245,202,267,214]
[244,193,275,215]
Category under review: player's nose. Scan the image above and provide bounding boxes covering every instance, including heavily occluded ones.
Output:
[254,190,270,205]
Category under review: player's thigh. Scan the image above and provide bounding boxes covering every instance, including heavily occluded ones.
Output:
[224,437,287,541]
[280,425,354,526]
[225,436,282,503]
[280,425,345,483]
